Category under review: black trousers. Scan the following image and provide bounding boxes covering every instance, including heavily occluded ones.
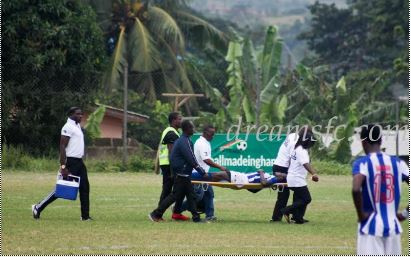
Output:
[158,165,174,205]
[36,157,90,219]
[272,165,290,221]
[152,175,200,221]
[282,186,311,222]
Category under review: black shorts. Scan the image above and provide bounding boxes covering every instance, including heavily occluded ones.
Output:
[272,164,288,175]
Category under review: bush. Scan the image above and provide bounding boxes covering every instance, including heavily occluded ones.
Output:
[128,156,154,172]
[87,159,124,173]
[2,145,31,170]
[2,145,57,171]
[86,156,154,173]
[2,145,155,173]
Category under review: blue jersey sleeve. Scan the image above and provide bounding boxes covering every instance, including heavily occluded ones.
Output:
[352,157,366,176]
[266,176,278,185]
[398,159,409,182]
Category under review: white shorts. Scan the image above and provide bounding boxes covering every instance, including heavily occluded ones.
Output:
[229,171,248,185]
[357,233,401,255]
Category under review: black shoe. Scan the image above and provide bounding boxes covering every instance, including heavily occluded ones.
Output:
[148,213,164,222]
[81,216,93,221]
[291,217,309,223]
[192,217,203,223]
[32,204,40,219]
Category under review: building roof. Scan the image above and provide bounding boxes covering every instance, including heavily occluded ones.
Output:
[96,103,149,123]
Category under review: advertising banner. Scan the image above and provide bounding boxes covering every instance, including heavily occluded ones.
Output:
[192,133,286,173]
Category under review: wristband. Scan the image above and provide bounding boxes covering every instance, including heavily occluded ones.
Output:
[401,208,409,219]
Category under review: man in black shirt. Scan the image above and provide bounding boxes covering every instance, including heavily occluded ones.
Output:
[157,112,189,221]
[149,120,206,222]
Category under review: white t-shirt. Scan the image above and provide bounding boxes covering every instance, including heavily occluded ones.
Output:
[194,136,212,173]
[287,145,310,187]
[274,133,299,167]
[61,118,84,158]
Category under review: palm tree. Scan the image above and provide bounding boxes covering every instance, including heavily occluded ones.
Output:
[89,0,227,102]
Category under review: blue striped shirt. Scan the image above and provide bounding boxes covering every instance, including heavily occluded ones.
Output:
[352,152,409,236]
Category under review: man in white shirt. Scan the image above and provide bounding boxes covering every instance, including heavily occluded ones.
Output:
[180,125,228,222]
[271,132,299,221]
[281,130,319,224]
[32,107,91,220]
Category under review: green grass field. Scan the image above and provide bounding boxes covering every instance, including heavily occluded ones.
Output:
[3,171,409,255]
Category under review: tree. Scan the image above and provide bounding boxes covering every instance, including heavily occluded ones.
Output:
[299,0,408,84]
[2,0,107,155]
[296,0,408,162]
[88,0,227,104]
[298,2,366,76]
[223,26,286,126]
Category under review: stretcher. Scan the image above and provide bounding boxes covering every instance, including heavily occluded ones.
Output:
[191,181,287,191]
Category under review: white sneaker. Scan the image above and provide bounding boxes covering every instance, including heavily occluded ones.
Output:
[32,204,40,219]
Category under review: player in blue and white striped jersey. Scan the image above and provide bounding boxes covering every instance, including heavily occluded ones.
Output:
[352,124,409,255]
[191,169,286,190]
[229,170,280,185]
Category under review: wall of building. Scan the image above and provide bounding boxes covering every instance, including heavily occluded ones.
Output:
[81,113,123,139]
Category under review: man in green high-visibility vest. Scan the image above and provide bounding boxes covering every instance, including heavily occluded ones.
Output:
[157,112,189,221]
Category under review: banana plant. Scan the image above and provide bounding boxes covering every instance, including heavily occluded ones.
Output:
[84,105,107,140]
[225,40,249,122]
[224,26,286,126]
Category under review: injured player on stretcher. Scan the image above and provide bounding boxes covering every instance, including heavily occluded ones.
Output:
[191,169,287,193]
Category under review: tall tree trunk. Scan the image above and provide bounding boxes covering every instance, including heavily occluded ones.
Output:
[122,62,128,168]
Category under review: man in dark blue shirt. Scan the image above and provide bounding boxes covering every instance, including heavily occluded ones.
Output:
[149,120,206,222]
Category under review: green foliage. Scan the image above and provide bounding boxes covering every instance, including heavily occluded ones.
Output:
[184,54,226,113]
[225,41,250,122]
[2,145,57,171]
[91,0,227,103]
[300,0,408,85]
[127,156,155,172]
[2,145,32,170]
[331,104,359,163]
[84,105,106,140]
[222,26,286,126]
[128,97,172,150]
[3,0,107,155]
[3,144,154,172]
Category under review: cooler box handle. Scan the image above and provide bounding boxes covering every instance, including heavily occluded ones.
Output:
[55,174,81,200]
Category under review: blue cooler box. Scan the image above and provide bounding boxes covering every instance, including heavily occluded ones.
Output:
[55,175,80,200]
